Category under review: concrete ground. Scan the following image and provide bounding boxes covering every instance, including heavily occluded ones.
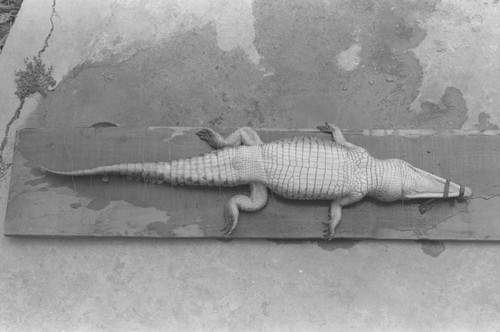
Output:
[1,0,500,330]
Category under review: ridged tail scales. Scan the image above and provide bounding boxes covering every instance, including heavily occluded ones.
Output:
[42,148,244,186]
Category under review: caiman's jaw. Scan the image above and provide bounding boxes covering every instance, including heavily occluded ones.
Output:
[402,164,472,200]
[371,159,472,202]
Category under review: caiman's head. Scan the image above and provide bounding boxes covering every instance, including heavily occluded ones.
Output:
[372,159,472,202]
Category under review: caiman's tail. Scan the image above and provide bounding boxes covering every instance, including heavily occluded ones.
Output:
[40,149,240,186]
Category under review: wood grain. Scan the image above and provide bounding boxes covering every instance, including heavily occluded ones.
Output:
[4,127,499,240]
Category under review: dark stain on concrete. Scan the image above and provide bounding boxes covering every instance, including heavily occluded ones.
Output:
[70,202,82,209]
[26,24,266,129]
[27,0,440,132]
[475,112,499,131]
[24,175,40,184]
[25,166,50,187]
[316,239,362,251]
[90,121,119,128]
[146,221,171,237]
[417,240,446,257]
[117,136,129,144]
[86,197,110,211]
[416,87,469,129]
[254,0,438,129]
[26,168,75,188]
[29,166,45,177]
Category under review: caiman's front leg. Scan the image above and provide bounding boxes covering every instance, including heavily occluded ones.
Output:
[196,126,263,148]
[317,122,358,149]
[223,183,269,235]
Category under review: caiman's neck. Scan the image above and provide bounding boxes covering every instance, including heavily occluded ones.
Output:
[366,158,402,201]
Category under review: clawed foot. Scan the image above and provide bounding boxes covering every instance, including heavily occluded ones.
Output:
[221,214,237,235]
[322,221,335,241]
[196,128,220,149]
[222,203,239,235]
[317,122,340,141]
[318,122,353,148]
[317,122,333,134]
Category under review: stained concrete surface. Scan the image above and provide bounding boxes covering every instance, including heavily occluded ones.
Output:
[1,0,500,330]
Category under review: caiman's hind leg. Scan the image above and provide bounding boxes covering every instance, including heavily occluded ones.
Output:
[196,127,263,148]
[324,195,362,240]
[324,202,343,241]
[223,183,268,235]
[317,122,357,149]
[197,127,266,235]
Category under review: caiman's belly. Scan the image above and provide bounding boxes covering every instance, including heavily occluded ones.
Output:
[261,136,351,200]
[266,166,346,200]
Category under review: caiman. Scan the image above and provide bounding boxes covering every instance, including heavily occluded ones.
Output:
[41,123,472,239]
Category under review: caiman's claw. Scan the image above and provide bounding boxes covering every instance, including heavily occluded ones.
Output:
[322,221,335,241]
[196,128,213,141]
[317,123,332,134]
[221,215,236,235]
[222,204,239,235]
[196,128,222,149]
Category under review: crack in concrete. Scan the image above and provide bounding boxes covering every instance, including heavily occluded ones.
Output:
[470,194,500,201]
[38,0,57,58]
[0,0,58,177]
[437,208,470,225]
[0,99,25,164]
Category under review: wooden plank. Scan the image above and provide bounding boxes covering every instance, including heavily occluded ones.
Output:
[4,127,500,240]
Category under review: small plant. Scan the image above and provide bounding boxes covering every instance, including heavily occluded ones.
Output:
[0,56,56,170]
[14,56,56,99]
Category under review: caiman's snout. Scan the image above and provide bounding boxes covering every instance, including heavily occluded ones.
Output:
[402,164,472,200]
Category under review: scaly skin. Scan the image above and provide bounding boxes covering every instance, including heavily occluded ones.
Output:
[42,123,472,239]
